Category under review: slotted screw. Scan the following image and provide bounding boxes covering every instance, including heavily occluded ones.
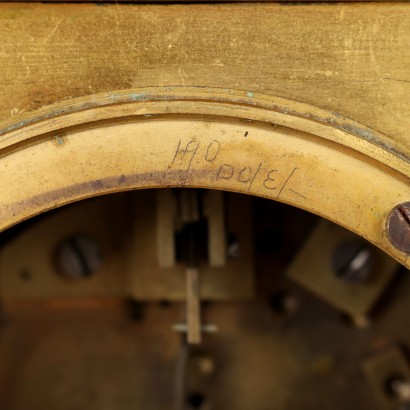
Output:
[386,202,410,254]
[332,240,374,283]
[55,235,103,279]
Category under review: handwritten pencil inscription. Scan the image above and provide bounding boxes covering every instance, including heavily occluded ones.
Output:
[169,138,306,200]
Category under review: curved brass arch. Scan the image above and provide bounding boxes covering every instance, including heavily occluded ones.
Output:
[0,87,409,268]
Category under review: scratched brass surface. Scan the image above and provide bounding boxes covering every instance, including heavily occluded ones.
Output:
[0,88,408,269]
[0,3,408,267]
[0,3,409,149]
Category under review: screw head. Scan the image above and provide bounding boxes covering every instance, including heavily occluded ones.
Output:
[386,202,410,254]
[55,235,103,279]
[332,240,374,283]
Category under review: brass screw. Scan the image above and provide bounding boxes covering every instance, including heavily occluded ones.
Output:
[386,202,410,254]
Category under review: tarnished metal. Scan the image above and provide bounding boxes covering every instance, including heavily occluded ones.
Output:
[387,202,410,255]
[0,87,408,269]
[287,221,399,323]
